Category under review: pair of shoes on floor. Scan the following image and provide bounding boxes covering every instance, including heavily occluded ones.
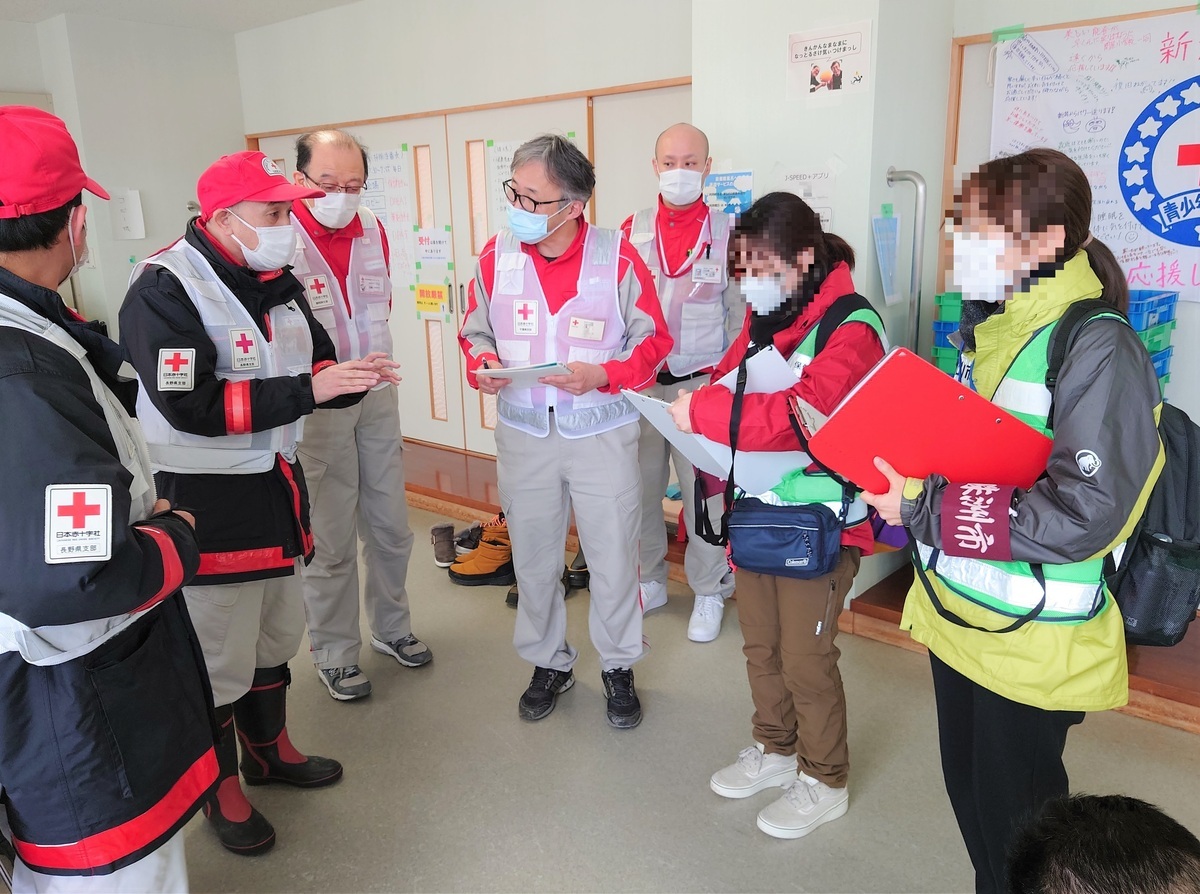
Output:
[430,517,496,568]
[505,551,589,608]
[709,743,848,839]
[517,666,642,728]
[448,514,515,587]
[317,635,433,701]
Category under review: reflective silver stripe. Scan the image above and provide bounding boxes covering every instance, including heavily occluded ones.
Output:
[0,608,146,665]
[496,396,552,436]
[553,398,638,438]
[991,377,1052,419]
[0,295,156,663]
[915,542,1101,615]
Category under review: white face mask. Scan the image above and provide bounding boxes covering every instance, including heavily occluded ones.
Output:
[310,191,361,230]
[741,276,787,315]
[951,230,1011,302]
[229,211,298,271]
[66,206,88,280]
[658,168,705,206]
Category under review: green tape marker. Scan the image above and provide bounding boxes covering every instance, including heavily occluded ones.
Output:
[409,284,415,290]
[567,131,576,139]
[412,224,419,232]
[444,277,451,286]
[881,203,894,218]
[444,224,452,231]
[447,262,455,271]
[486,139,494,147]
[401,143,408,151]
[415,261,422,270]
[992,24,1024,43]
[445,314,452,324]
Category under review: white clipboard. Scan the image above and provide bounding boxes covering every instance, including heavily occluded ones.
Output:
[476,362,572,389]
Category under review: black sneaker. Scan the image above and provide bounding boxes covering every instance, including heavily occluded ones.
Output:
[602,668,642,729]
[518,667,574,721]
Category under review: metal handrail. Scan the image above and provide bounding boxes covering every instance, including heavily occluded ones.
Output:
[886,167,928,351]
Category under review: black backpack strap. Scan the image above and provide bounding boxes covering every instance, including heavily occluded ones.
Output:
[1045,298,1129,425]
[694,354,750,547]
[814,293,881,355]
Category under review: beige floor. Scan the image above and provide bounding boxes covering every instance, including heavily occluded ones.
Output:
[184,507,1200,894]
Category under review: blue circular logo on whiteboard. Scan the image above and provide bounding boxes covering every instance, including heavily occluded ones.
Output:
[1119,75,1200,249]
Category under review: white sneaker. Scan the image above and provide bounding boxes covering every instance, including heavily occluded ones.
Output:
[639,580,668,615]
[756,773,848,839]
[687,594,725,642]
[710,743,798,799]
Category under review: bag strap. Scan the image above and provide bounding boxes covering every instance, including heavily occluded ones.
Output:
[786,403,853,524]
[694,354,750,546]
[1045,298,1127,426]
[814,292,880,355]
[907,530,1048,633]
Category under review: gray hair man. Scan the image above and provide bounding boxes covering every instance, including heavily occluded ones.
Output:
[458,134,673,728]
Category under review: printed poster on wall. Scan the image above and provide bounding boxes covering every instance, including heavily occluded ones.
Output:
[787,20,872,101]
[363,147,416,289]
[990,11,1200,302]
[704,171,753,216]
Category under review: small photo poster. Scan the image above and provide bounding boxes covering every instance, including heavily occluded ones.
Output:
[704,171,753,216]
[788,20,872,101]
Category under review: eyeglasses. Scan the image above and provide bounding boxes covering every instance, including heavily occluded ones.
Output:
[503,179,569,214]
[300,171,365,195]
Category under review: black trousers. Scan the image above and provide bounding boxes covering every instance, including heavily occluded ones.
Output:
[929,652,1084,894]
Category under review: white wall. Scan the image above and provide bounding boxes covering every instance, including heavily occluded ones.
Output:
[953,0,1177,36]
[235,0,692,135]
[0,21,45,93]
[35,14,248,331]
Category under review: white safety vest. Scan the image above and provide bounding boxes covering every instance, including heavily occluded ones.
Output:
[130,239,314,474]
[289,207,392,389]
[627,206,733,376]
[489,226,638,439]
[0,294,157,665]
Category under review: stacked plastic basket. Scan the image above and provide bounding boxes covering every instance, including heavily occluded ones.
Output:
[930,292,962,375]
[1126,290,1178,397]
[930,290,1177,396]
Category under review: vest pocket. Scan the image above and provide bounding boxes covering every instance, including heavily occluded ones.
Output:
[679,300,726,357]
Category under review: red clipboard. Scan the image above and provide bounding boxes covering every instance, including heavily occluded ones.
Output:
[790,347,1053,494]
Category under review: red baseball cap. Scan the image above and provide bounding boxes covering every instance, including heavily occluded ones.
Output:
[0,106,109,219]
[197,151,323,221]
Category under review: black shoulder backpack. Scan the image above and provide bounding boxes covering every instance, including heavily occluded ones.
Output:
[1048,298,1200,646]
[693,293,877,548]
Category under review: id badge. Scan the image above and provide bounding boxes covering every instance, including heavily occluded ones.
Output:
[691,262,723,284]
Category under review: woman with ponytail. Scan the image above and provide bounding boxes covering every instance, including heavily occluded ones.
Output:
[667,191,886,840]
[863,148,1164,893]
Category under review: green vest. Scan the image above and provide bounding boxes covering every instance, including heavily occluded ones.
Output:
[762,304,887,518]
[914,310,1123,623]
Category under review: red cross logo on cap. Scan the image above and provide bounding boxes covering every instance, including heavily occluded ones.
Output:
[58,491,101,529]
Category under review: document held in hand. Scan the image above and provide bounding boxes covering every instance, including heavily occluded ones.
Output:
[476,361,572,389]
[789,347,1053,494]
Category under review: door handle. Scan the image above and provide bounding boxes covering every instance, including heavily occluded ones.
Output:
[458,283,466,314]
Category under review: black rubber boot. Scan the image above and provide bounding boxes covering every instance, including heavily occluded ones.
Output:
[202,704,276,856]
[234,664,344,789]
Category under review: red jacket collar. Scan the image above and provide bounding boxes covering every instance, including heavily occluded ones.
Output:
[775,261,857,346]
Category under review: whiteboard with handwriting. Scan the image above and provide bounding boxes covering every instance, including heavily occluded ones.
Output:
[990,11,1200,303]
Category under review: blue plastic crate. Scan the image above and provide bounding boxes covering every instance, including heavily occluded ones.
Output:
[1126,290,1178,331]
[1150,345,1173,379]
[932,320,958,348]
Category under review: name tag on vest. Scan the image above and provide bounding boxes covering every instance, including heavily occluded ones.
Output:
[229,328,262,370]
[358,274,386,295]
[304,274,334,310]
[691,262,723,283]
[568,317,605,341]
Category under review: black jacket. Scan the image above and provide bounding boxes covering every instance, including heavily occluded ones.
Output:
[119,220,363,584]
[0,265,215,875]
